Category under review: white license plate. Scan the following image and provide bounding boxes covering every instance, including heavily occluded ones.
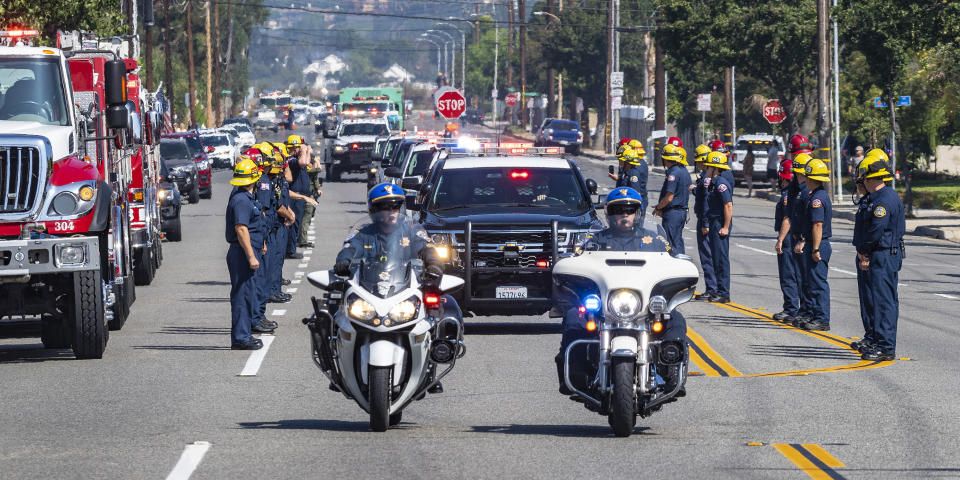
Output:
[559,140,569,145]
[496,286,528,299]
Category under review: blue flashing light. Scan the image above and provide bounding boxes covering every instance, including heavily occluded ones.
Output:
[583,294,602,312]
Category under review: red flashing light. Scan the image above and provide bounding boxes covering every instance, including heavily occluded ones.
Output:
[1,29,40,38]
[509,148,527,154]
[499,142,533,149]
[578,306,587,314]
[543,147,561,154]
[536,259,548,268]
[510,170,530,179]
[424,293,440,306]
[351,143,359,150]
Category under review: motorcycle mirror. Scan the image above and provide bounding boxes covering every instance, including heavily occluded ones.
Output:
[585,178,598,195]
[594,195,605,210]
[307,270,333,290]
[438,274,464,293]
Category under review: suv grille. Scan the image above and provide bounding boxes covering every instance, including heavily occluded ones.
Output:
[0,146,42,213]
[455,231,556,253]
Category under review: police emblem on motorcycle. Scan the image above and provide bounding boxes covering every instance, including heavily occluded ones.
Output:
[379,271,391,281]
[401,237,410,247]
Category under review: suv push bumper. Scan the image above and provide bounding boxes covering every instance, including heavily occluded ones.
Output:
[0,236,101,281]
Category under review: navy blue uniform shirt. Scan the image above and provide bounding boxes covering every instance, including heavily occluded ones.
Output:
[584,227,672,252]
[288,156,311,195]
[660,164,691,209]
[852,193,872,248]
[225,189,264,246]
[693,172,710,219]
[617,161,648,204]
[256,175,278,228]
[706,174,733,220]
[775,185,790,232]
[805,186,832,240]
[336,219,433,265]
[788,180,809,239]
[721,169,735,195]
[857,186,905,254]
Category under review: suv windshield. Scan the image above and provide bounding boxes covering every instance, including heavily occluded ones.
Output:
[202,134,230,147]
[341,123,389,136]
[182,136,203,155]
[405,150,437,177]
[0,57,70,126]
[160,141,191,160]
[549,120,578,131]
[429,167,589,213]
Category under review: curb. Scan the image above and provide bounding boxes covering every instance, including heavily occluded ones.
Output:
[915,225,960,243]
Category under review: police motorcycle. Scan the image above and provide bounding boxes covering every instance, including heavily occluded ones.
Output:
[553,222,699,437]
[304,224,466,432]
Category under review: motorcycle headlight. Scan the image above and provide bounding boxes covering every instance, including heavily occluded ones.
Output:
[607,289,642,321]
[348,297,377,322]
[387,298,419,324]
[648,295,667,314]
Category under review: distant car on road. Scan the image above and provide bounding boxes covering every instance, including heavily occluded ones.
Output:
[160,139,200,204]
[162,132,213,199]
[254,109,279,132]
[535,118,583,155]
[200,130,239,169]
[730,133,785,182]
[463,108,485,125]
[158,158,183,242]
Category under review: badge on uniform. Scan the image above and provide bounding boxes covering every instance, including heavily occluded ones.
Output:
[667,174,675,181]
[642,235,653,244]
[718,184,727,192]
[811,198,822,208]
[379,271,391,281]
[401,237,410,247]
[874,206,887,217]
[630,176,639,183]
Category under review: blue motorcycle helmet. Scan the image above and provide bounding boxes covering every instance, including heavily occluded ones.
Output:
[368,183,406,228]
[605,187,644,214]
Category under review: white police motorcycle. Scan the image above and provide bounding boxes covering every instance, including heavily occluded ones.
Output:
[305,240,465,432]
[553,246,699,437]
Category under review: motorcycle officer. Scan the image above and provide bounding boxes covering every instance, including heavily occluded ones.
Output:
[554,187,687,396]
[334,183,463,392]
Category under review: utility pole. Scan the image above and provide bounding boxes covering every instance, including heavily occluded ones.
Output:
[163,0,175,122]
[144,0,154,90]
[213,0,221,125]
[507,0,514,88]
[475,4,480,44]
[731,66,736,148]
[653,26,665,154]
[224,0,234,117]
[186,0,196,127]
[831,0,842,201]
[605,0,613,153]
[817,0,833,199]
[204,0,213,126]
[547,0,556,120]
[723,68,732,146]
[519,0,527,129]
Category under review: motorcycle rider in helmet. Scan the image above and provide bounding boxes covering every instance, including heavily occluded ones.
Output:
[553,187,688,397]
[334,183,463,393]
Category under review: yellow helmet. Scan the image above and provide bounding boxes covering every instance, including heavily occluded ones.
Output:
[792,152,813,173]
[857,156,892,181]
[230,157,262,186]
[866,148,889,163]
[285,134,305,147]
[662,144,688,166]
[255,142,275,157]
[617,146,635,161]
[704,151,730,170]
[616,143,630,157]
[804,158,831,182]
[621,147,644,165]
[694,144,711,163]
[628,139,643,149]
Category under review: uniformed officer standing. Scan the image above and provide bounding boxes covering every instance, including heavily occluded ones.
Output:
[280,136,318,259]
[795,159,833,331]
[772,159,800,321]
[853,156,904,361]
[251,147,295,323]
[653,144,691,254]
[788,152,813,325]
[709,140,735,195]
[298,150,323,249]
[703,151,733,303]
[226,159,266,350]
[613,143,649,223]
[851,156,876,352]
[263,144,296,303]
[692,145,716,300]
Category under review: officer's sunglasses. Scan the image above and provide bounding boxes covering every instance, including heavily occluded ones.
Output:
[373,202,403,212]
[607,205,639,216]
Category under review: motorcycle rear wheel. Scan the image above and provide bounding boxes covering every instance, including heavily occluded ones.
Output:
[608,358,637,437]
[369,366,391,432]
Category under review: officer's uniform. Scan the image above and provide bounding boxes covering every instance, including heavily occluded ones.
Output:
[856,186,905,355]
[852,192,875,344]
[659,164,691,253]
[286,157,310,256]
[788,178,812,318]
[776,180,800,317]
[721,168,735,196]
[706,174,733,299]
[298,165,321,246]
[694,171,716,297]
[617,161,648,221]
[226,188,264,345]
[255,173,280,319]
[802,186,832,325]
[270,173,291,297]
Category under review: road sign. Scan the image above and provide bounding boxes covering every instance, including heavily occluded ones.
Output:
[610,72,624,89]
[491,89,498,99]
[697,94,711,111]
[221,90,232,95]
[898,96,911,106]
[876,96,911,107]
[504,92,519,107]
[611,96,622,110]
[763,99,786,124]
[435,88,467,119]
[611,88,624,98]
[651,130,666,138]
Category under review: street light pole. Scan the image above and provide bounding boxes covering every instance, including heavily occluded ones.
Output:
[438,21,468,94]
[418,37,441,74]
[427,30,456,86]
[534,11,563,118]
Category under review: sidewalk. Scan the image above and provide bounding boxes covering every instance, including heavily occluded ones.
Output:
[754,189,960,243]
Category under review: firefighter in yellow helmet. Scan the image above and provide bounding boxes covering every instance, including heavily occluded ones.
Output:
[653,144,691,253]
[276,136,317,259]
[793,158,833,332]
[226,158,267,350]
[702,151,733,303]
[784,151,814,325]
[610,144,649,224]
[692,144,717,299]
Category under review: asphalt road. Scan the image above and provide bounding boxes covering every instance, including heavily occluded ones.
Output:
[1,120,959,479]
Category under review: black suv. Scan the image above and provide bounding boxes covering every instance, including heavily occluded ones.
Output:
[160,139,200,204]
[416,152,603,316]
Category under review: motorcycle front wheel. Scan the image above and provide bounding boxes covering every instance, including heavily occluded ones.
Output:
[608,358,637,437]
[369,366,391,432]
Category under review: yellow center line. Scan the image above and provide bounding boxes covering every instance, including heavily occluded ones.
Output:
[801,444,846,468]
[686,327,743,377]
[687,348,723,377]
[772,444,847,480]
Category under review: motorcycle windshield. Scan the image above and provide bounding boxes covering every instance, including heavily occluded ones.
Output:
[351,220,415,298]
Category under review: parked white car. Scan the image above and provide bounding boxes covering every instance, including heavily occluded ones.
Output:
[200,131,239,168]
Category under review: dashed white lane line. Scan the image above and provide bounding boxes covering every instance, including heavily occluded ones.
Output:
[295,271,304,277]
[303,257,311,262]
[285,288,298,293]
[304,249,313,255]
[308,236,316,241]
[292,279,302,284]
[830,267,857,276]
[271,309,287,316]
[298,263,308,268]
[165,441,211,480]
[936,293,960,300]
[239,335,275,376]
[736,243,776,256]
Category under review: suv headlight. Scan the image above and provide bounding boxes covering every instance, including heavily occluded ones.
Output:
[333,145,346,153]
[607,289,641,321]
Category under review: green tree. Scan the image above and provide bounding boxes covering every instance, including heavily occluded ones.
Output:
[0,0,124,42]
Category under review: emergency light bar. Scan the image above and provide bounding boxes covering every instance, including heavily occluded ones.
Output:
[1,29,41,38]
[446,145,565,156]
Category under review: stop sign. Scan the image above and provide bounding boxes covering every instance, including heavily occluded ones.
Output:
[435,89,467,119]
[763,100,786,124]
[504,92,519,107]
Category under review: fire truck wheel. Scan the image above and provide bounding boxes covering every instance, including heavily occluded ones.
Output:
[134,248,155,286]
[166,219,183,242]
[40,314,72,349]
[108,277,134,331]
[188,185,200,204]
[154,238,163,268]
[72,270,108,359]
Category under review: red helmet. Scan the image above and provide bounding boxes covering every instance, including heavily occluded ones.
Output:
[619,138,632,145]
[708,140,727,153]
[667,136,683,147]
[243,147,263,163]
[790,134,812,154]
[779,159,793,180]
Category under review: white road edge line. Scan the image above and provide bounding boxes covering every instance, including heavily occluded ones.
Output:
[298,263,308,268]
[292,279,302,284]
[830,267,857,276]
[239,335,275,376]
[165,442,211,480]
[736,244,776,256]
[271,309,287,316]
[285,288,297,293]
[936,293,960,300]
